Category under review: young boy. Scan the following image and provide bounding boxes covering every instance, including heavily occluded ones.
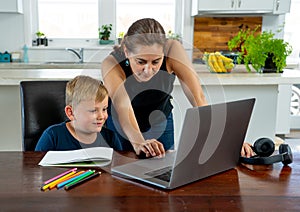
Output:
[35,75,122,151]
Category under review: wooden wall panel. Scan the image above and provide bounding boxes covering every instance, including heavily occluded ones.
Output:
[193,17,262,60]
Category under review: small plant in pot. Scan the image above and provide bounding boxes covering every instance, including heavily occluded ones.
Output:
[36,31,48,46]
[167,30,182,43]
[228,26,292,73]
[98,24,114,45]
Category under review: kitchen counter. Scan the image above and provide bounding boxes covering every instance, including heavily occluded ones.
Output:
[195,65,300,85]
[1,61,299,84]
[0,65,300,85]
[0,69,101,85]
[0,67,299,151]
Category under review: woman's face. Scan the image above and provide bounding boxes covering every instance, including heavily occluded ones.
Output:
[125,44,164,82]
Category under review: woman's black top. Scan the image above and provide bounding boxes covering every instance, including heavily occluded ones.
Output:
[109,50,176,132]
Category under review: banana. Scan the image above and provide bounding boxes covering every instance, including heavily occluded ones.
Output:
[215,54,227,73]
[207,53,217,72]
[203,52,235,73]
[210,53,222,72]
[218,53,234,63]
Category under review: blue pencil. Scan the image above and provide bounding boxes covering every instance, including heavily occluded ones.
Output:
[57,170,93,189]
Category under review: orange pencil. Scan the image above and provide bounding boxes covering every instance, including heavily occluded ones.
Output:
[41,171,76,191]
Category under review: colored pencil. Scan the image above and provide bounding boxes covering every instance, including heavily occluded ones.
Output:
[63,170,94,188]
[56,170,89,189]
[41,171,76,191]
[43,168,77,185]
[64,170,99,190]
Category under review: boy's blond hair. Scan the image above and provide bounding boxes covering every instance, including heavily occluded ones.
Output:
[66,75,108,107]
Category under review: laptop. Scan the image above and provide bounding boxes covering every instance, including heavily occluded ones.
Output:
[112,98,255,189]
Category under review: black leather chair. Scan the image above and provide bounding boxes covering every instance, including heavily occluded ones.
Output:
[20,80,68,151]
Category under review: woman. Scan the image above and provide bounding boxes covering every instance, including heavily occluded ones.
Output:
[102,18,253,158]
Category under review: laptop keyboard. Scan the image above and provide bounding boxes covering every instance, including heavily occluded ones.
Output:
[145,166,173,182]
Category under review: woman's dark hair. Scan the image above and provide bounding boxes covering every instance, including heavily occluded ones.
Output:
[119,18,167,53]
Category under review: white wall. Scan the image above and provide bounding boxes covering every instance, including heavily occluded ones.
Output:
[0,13,25,52]
[262,14,286,38]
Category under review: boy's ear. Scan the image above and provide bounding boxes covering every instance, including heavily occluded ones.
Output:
[65,105,75,120]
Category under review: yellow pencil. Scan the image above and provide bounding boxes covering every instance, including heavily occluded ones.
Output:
[42,171,76,191]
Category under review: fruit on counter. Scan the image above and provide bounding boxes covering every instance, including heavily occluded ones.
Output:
[203,52,235,73]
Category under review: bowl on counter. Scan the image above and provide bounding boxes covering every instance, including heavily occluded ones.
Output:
[219,50,239,64]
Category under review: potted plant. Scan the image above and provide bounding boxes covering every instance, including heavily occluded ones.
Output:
[228,26,292,73]
[36,31,48,46]
[98,24,114,45]
[167,30,182,43]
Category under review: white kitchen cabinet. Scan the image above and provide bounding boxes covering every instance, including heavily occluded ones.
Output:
[192,0,279,15]
[273,0,291,14]
[192,0,291,16]
[0,0,23,13]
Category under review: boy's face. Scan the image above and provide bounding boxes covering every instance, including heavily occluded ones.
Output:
[71,96,109,134]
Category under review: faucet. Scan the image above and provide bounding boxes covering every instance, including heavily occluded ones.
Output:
[66,48,84,63]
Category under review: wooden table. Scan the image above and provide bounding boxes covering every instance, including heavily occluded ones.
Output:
[0,151,299,211]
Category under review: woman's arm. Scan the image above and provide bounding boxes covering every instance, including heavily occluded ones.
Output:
[165,40,207,107]
[101,55,165,157]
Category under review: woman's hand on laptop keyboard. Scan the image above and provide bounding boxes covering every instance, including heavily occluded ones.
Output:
[133,139,165,159]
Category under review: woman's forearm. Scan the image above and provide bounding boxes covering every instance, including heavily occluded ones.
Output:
[115,105,145,145]
[180,72,208,107]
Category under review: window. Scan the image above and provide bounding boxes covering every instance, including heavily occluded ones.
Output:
[284,0,300,66]
[33,0,176,47]
[38,0,98,39]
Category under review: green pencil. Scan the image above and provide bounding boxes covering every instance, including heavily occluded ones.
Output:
[64,170,100,190]
[63,170,94,189]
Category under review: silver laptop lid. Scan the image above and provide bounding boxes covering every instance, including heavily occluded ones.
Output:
[112,98,255,189]
[169,98,255,188]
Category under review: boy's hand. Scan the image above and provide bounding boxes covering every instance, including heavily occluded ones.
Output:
[132,139,165,158]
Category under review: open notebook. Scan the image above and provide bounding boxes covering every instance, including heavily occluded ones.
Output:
[38,147,113,167]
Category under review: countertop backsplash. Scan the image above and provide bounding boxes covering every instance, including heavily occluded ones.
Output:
[193,16,263,60]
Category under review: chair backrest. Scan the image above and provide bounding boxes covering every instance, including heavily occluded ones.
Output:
[20,80,68,151]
